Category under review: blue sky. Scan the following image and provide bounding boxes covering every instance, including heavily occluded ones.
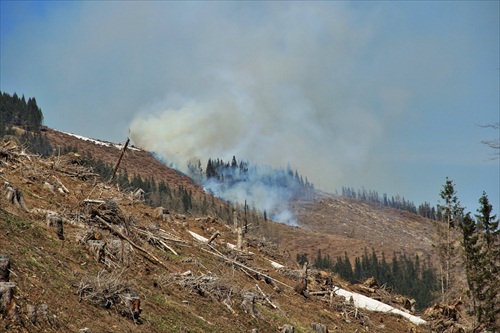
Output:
[1,1,499,215]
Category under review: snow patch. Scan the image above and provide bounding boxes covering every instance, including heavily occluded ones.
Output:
[56,130,141,151]
[333,287,427,325]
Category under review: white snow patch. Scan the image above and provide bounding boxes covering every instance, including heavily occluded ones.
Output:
[333,287,427,325]
[56,130,141,151]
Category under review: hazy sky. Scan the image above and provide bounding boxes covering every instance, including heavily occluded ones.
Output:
[1,1,499,215]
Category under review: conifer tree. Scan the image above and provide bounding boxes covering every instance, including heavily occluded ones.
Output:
[435,177,463,303]
[474,192,499,329]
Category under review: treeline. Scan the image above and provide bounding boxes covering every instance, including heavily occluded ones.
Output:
[341,186,437,220]
[189,156,315,201]
[0,91,52,156]
[297,248,438,310]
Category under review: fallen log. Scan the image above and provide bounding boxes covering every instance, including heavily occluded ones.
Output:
[201,248,292,290]
[255,284,277,309]
[95,216,168,269]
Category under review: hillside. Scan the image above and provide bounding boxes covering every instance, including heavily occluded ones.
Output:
[44,129,435,263]
[0,133,467,332]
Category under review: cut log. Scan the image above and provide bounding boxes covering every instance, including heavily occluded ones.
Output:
[0,254,10,282]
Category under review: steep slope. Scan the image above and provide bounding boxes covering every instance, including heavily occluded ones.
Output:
[0,138,433,333]
[44,128,436,264]
[289,194,435,261]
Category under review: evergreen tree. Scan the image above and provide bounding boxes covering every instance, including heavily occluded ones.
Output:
[435,177,463,303]
[474,192,499,329]
[459,212,481,319]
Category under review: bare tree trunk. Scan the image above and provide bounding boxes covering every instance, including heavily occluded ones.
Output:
[237,227,243,251]
[109,138,129,183]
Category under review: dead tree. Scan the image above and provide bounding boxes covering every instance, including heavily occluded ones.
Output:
[108,138,129,183]
[0,254,10,282]
[237,227,243,251]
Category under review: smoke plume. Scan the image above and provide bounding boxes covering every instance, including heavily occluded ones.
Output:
[129,3,401,223]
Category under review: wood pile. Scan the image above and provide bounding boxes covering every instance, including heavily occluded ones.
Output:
[77,270,142,323]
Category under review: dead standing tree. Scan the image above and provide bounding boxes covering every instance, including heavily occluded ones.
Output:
[108,138,130,183]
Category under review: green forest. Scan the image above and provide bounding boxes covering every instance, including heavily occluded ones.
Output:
[297,248,438,311]
[0,91,52,155]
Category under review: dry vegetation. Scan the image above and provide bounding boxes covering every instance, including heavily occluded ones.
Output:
[0,136,469,332]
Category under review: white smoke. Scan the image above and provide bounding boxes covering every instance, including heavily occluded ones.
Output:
[128,2,401,223]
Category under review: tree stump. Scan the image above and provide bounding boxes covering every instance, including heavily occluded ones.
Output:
[86,240,106,263]
[46,213,64,240]
[0,254,10,282]
[27,304,37,324]
[241,292,257,318]
[0,282,18,321]
[311,323,328,333]
[281,324,294,333]
[119,293,141,322]
[5,185,29,211]
[38,303,50,324]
